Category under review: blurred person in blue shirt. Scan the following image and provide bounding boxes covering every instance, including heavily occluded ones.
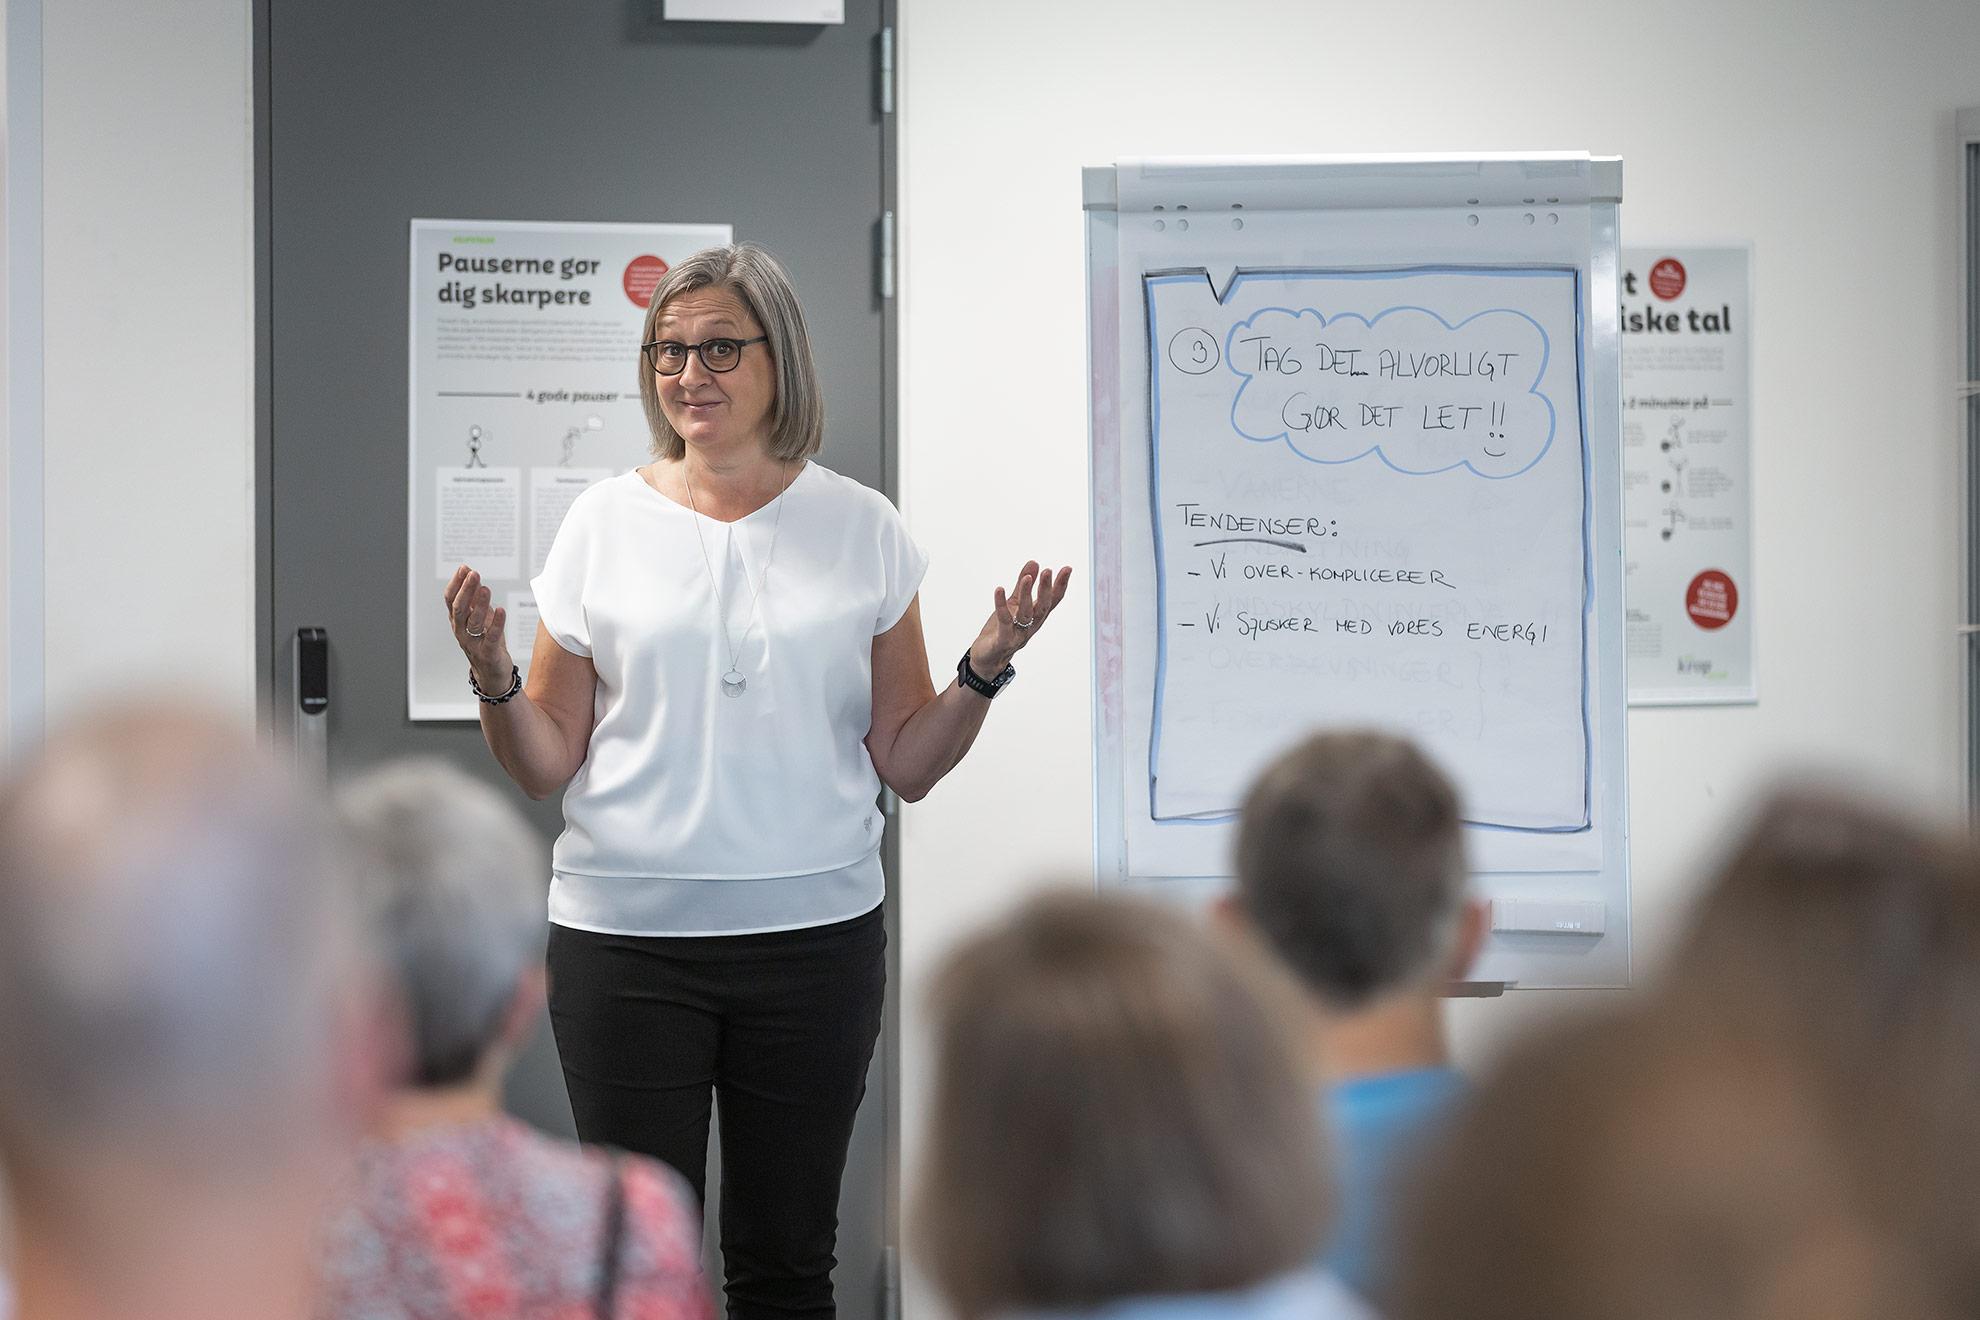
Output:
[1223,730,1485,1306]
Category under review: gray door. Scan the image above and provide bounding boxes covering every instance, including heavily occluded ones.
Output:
[259,5,898,1316]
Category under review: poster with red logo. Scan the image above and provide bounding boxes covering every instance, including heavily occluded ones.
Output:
[407,218,732,720]
[1620,246,1754,704]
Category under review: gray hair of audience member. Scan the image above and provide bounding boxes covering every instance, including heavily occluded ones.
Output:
[0,707,367,1190]
[337,756,548,1087]
[1659,783,1980,1312]
[1391,1010,1951,1320]
[1233,729,1467,1007]
[637,242,826,463]
[913,891,1330,1320]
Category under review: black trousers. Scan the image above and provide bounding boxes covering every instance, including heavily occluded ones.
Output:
[547,905,886,1320]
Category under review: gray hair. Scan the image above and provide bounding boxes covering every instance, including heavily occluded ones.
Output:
[0,707,367,1188]
[337,757,547,1087]
[637,243,826,462]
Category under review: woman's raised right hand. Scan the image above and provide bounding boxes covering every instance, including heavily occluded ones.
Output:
[443,564,512,687]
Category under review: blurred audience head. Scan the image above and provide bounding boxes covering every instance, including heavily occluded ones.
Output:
[337,756,548,1091]
[1233,729,1480,1008]
[1666,782,1980,1055]
[1661,783,1980,1311]
[0,705,384,1318]
[913,891,1331,1320]
[1392,1009,1946,1320]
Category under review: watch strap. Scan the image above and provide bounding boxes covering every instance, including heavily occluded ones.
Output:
[957,650,1015,699]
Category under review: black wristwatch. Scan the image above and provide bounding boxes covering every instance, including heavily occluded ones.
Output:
[957,650,1016,699]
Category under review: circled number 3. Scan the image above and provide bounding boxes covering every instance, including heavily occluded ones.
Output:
[1168,327,1220,375]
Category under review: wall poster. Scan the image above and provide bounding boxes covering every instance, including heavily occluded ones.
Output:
[1621,245,1755,705]
[408,218,731,720]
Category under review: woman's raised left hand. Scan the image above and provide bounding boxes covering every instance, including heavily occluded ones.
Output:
[968,561,1073,678]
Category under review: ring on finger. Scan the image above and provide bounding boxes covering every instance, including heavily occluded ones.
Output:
[465,625,485,638]
[1015,616,1035,628]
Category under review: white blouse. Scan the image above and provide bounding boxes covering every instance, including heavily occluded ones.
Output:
[531,462,927,936]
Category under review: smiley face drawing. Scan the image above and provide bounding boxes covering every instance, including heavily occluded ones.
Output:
[1226,304,1556,480]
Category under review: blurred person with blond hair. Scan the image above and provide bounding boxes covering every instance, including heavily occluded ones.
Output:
[1224,729,1485,1302]
[0,707,389,1320]
[914,891,1369,1320]
[318,757,709,1320]
[1392,1008,1951,1320]
[1657,784,1980,1314]
[1392,783,1980,1320]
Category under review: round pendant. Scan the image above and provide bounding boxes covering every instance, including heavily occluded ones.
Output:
[721,669,748,698]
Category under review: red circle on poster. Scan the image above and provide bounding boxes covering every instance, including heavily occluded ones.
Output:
[623,255,669,309]
[1649,257,1687,301]
[1686,570,1737,630]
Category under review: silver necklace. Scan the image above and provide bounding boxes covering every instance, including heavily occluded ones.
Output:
[682,463,794,698]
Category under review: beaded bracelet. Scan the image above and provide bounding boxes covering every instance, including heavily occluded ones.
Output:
[470,664,524,705]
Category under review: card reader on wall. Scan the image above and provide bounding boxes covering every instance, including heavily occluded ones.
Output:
[1491,900,1606,936]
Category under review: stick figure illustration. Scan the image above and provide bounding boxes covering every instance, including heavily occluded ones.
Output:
[561,416,604,468]
[466,425,488,469]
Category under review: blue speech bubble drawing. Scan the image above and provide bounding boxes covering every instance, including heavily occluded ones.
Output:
[1224,304,1556,479]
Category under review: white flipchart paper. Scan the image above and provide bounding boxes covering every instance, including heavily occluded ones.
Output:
[1143,267,1591,833]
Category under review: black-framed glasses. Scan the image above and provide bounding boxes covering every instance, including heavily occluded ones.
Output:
[643,335,769,376]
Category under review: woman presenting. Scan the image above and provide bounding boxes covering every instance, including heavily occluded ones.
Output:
[442,243,1069,1320]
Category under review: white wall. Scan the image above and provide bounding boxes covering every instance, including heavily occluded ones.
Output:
[898,0,1979,1309]
[1,2,13,743]
[36,0,254,725]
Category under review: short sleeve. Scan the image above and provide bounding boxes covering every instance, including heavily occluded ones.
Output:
[872,497,929,634]
[530,485,596,658]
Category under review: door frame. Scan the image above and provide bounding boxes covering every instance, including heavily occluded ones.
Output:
[1962,106,1980,819]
